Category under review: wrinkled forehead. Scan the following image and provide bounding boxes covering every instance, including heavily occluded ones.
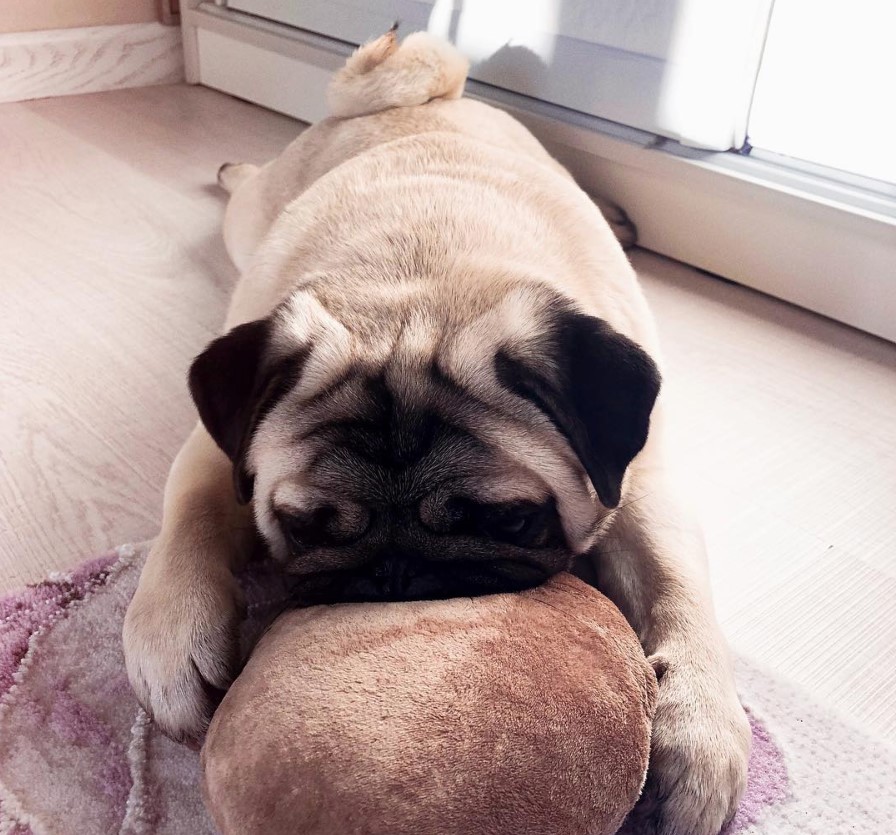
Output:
[266,285,550,402]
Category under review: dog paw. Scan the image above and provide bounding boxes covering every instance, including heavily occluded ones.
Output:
[123,554,243,744]
[629,658,751,835]
[217,161,259,194]
[592,195,638,250]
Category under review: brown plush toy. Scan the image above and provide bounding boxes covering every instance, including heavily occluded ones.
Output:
[201,574,657,835]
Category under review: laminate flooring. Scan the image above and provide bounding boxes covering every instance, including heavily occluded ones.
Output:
[2,84,894,744]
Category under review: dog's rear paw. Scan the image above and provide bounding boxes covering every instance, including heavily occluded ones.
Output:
[592,195,638,250]
[217,162,259,194]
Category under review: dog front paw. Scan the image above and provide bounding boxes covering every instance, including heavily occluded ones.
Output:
[629,658,751,835]
[122,554,242,744]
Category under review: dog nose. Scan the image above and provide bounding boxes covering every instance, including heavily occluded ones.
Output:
[371,556,413,599]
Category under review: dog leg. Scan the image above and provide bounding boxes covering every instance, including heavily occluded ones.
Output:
[217,162,259,194]
[123,424,254,742]
[218,162,274,274]
[591,194,638,250]
[594,472,750,835]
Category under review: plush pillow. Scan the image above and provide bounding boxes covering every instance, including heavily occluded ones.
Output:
[201,573,656,835]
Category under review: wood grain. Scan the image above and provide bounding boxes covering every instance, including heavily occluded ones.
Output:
[632,249,896,744]
[0,83,299,587]
[0,83,893,743]
[0,22,183,104]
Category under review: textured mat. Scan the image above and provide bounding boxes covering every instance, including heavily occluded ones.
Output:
[1,544,894,834]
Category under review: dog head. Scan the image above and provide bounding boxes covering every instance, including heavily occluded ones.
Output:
[189,284,660,603]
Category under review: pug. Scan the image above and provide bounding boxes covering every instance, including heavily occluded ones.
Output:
[123,29,749,835]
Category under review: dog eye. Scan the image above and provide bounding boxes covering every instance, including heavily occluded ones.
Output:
[483,504,550,548]
[278,511,326,549]
[491,513,528,536]
[276,506,366,550]
[437,498,559,548]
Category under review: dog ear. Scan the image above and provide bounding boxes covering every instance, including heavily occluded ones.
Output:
[189,319,303,504]
[496,310,661,508]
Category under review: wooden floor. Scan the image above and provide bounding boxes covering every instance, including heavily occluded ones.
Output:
[2,85,894,744]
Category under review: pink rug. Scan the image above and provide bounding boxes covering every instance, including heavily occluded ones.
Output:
[1,544,895,834]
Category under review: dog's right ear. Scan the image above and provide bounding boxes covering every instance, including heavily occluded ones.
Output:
[189,319,302,504]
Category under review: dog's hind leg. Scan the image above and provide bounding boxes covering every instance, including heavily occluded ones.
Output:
[217,162,258,194]
[217,162,273,273]
[591,194,638,251]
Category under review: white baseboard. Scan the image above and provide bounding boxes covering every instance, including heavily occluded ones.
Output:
[182,3,896,343]
[0,23,184,105]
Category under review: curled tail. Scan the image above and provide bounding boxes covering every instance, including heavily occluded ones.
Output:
[327,28,469,119]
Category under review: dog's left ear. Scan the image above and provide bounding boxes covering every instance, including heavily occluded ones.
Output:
[189,319,302,504]
[496,310,661,508]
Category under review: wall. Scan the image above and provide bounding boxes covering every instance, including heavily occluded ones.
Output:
[0,1,157,34]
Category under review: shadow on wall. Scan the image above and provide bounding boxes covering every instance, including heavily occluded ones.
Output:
[250,0,757,144]
[420,0,771,151]
[425,0,681,138]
